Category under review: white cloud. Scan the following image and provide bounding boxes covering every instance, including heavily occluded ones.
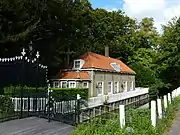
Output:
[106,8,119,12]
[121,0,180,33]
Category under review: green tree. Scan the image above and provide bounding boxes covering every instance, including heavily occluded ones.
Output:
[158,17,180,91]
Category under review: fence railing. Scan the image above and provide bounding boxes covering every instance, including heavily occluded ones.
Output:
[11,97,77,114]
[107,88,149,103]
[88,87,149,107]
[119,87,180,128]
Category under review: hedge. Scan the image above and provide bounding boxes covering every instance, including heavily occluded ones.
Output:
[0,95,14,115]
[52,88,88,100]
[3,86,47,97]
[2,86,88,100]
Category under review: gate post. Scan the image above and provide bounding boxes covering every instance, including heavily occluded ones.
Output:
[47,84,52,122]
[20,48,26,118]
[76,94,81,124]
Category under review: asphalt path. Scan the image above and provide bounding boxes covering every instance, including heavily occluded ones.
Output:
[0,117,74,135]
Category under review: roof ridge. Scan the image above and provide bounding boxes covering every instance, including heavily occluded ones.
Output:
[86,52,95,67]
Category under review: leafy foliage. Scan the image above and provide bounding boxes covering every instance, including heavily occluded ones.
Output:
[2,86,88,99]
[1,0,180,97]
[0,95,14,119]
[52,88,88,100]
[71,97,180,135]
[3,86,46,97]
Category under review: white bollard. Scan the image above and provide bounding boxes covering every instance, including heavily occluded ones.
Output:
[164,95,168,110]
[157,99,163,119]
[151,100,156,127]
[172,91,175,99]
[119,105,125,128]
[168,93,171,104]
[177,88,180,96]
[175,89,178,97]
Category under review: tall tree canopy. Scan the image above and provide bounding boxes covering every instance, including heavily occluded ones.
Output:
[1,0,180,96]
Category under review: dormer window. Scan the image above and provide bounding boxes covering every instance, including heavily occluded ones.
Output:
[73,59,85,69]
[110,63,120,72]
[74,60,81,69]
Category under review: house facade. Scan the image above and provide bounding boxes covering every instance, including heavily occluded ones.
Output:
[51,51,136,98]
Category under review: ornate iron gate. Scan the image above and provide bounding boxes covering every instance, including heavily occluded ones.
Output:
[39,88,80,125]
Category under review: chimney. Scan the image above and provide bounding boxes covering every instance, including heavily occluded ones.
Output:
[105,46,109,57]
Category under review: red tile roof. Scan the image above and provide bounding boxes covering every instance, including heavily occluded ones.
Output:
[55,52,135,80]
[57,71,90,80]
[79,52,135,74]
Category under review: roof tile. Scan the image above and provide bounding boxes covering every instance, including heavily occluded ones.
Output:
[57,71,90,80]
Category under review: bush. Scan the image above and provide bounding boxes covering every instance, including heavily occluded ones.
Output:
[3,85,47,97]
[3,86,88,100]
[52,88,88,100]
[0,95,14,116]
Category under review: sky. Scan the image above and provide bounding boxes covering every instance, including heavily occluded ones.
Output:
[89,0,180,33]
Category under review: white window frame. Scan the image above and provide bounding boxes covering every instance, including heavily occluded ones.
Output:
[82,82,89,88]
[69,81,76,88]
[97,81,104,96]
[107,81,113,94]
[61,81,67,88]
[124,81,127,92]
[131,81,134,91]
[53,81,59,88]
[110,63,120,72]
[114,82,119,93]
[74,60,81,69]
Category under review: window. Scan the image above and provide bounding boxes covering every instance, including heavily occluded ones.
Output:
[53,81,59,88]
[131,81,134,91]
[82,82,89,88]
[114,82,119,93]
[108,82,113,94]
[69,81,76,88]
[61,81,67,88]
[110,63,120,72]
[97,82,103,96]
[123,81,127,92]
[74,60,81,69]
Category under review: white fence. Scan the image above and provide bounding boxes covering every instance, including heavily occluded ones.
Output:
[11,97,77,114]
[88,87,149,107]
[10,87,149,113]
[119,87,180,128]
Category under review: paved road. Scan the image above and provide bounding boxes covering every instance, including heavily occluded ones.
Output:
[0,117,74,135]
[166,111,180,135]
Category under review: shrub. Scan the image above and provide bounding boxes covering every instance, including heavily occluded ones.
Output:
[3,86,88,100]
[3,85,46,97]
[0,95,14,116]
[52,88,88,100]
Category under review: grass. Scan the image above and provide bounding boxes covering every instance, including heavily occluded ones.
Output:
[70,97,180,135]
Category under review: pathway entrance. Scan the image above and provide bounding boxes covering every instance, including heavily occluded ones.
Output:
[0,117,74,135]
